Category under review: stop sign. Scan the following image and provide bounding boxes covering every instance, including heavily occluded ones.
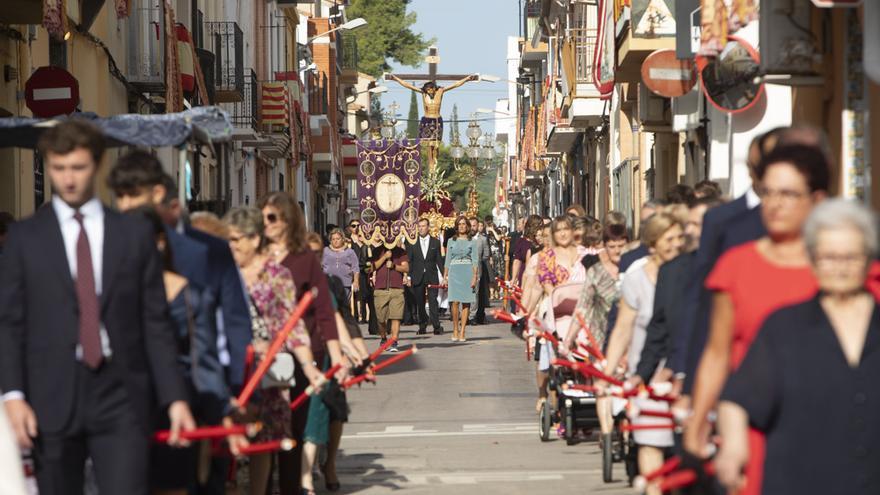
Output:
[25,66,80,118]
[641,49,697,98]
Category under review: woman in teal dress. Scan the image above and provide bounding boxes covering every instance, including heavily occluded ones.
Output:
[444,216,479,342]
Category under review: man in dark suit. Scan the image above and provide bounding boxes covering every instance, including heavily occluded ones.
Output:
[107,154,252,395]
[0,121,194,494]
[407,218,444,335]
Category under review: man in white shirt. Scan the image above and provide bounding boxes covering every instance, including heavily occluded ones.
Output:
[0,120,194,494]
[406,219,444,335]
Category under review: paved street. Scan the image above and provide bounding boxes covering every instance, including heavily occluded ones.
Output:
[334,312,634,494]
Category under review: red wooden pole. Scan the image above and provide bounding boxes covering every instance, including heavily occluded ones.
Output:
[237,288,316,408]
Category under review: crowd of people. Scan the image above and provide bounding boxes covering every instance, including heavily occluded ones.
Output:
[2,118,879,495]
[0,120,373,495]
[512,125,880,494]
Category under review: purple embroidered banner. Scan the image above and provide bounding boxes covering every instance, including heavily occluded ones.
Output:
[357,139,422,248]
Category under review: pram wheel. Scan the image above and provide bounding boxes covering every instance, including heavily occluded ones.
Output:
[624,434,639,486]
[539,399,552,441]
[601,433,613,482]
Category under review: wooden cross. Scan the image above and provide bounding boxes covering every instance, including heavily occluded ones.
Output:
[389,46,472,82]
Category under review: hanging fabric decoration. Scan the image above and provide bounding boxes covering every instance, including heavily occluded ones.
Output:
[728,0,757,33]
[115,0,130,18]
[356,139,422,248]
[177,24,195,94]
[699,0,728,57]
[700,0,758,57]
[42,0,69,41]
[165,0,183,113]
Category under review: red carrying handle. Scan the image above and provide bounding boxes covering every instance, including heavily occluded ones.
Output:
[153,423,257,443]
[620,423,675,432]
[289,362,344,411]
[657,463,716,491]
[575,312,604,360]
[237,288,316,408]
[213,438,297,457]
[343,346,418,388]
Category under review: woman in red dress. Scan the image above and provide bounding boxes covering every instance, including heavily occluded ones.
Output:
[684,144,830,495]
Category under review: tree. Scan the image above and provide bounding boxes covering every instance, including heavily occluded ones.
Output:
[406,91,419,138]
[449,104,460,145]
[434,142,502,217]
[347,0,434,78]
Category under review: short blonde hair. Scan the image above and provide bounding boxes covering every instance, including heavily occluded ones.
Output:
[641,212,680,248]
[190,211,228,238]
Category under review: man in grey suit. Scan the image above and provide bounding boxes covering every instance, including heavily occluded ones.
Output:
[469,217,491,325]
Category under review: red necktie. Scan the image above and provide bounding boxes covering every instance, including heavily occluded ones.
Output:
[73,211,103,369]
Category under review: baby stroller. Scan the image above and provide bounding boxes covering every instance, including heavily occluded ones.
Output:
[539,357,600,444]
[602,401,639,483]
[537,282,600,444]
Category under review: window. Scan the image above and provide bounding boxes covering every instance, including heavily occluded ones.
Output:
[347,177,358,201]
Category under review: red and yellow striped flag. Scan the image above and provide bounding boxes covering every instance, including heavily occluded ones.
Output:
[261,82,289,126]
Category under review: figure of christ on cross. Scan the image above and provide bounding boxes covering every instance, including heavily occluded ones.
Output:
[385,46,482,170]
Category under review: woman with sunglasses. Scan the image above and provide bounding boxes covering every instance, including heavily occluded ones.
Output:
[259,192,348,493]
[444,216,479,342]
[223,206,323,495]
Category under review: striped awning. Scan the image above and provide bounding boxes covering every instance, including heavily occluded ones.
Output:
[261,82,289,127]
[342,137,358,166]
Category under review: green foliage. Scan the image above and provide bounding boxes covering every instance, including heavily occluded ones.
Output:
[432,142,502,218]
[347,0,434,78]
[449,104,460,145]
[406,91,420,138]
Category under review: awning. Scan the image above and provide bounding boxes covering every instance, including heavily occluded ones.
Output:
[342,137,358,166]
[546,124,582,153]
[0,106,233,149]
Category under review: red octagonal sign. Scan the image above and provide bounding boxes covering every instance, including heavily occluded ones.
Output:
[25,66,80,118]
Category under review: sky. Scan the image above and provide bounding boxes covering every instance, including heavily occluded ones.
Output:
[378,0,519,142]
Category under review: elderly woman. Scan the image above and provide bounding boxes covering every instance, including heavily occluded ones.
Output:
[599,211,684,495]
[223,207,324,495]
[684,145,830,495]
[715,199,880,494]
[323,228,360,301]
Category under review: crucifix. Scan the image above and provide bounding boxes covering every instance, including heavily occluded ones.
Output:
[385,46,481,170]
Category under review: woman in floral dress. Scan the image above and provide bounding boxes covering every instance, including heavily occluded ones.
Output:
[224,207,324,495]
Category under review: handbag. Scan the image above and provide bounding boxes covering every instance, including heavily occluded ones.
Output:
[248,298,297,389]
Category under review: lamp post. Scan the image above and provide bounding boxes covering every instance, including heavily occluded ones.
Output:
[307,17,368,43]
[450,118,497,217]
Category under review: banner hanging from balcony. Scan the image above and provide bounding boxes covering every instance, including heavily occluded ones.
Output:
[261,82,289,127]
[356,139,422,248]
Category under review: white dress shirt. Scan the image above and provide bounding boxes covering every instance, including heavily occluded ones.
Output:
[2,197,113,403]
[419,235,429,259]
[745,186,761,209]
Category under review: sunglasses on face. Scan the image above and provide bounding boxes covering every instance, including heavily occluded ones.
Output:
[264,213,279,224]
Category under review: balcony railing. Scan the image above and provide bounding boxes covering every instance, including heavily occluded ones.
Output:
[127,0,165,92]
[206,21,244,102]
[571,0,599,83]
[262,15,290,81]
[341,34,358,71]
[230,69,258,130]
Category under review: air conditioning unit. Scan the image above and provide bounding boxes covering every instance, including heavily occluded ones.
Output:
[759,0,820,77]
[638,84,670,127]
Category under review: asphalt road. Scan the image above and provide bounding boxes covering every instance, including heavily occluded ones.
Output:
[332,314,635,494]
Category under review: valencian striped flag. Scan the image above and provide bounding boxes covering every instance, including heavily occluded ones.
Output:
[261,82,289,126]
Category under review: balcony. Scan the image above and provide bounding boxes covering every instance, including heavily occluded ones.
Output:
[566,0,604,127]
[126,0,165,93]
[547,121,583,153]
[340,34,359,85]
[230,69,258,133]
[206,21,244,102]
